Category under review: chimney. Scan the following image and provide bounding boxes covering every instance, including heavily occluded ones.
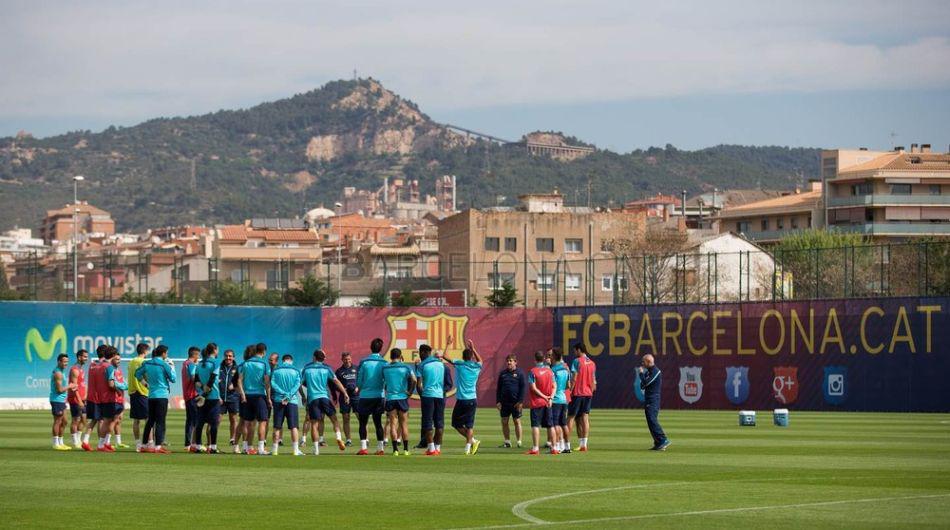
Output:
[921,144,932,153]
[911,143,918,153]
[809,179,822,193]
[894,146,905,152]
[859,147,868,151]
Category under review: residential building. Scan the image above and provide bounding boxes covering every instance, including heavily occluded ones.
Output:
[624,194,681,219]
[40,201,115,245]
[212,219,323,290]
[823,145,950,238]
[718,182,823,243]
[438,192,647,307]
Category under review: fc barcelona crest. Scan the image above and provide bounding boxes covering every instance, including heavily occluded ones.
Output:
[386,312,469,359]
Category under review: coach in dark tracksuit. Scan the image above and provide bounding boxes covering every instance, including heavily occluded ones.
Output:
[638,354,669,451]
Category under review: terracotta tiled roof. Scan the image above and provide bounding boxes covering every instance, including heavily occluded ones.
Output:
[719,191,821,218]
[45,202,111,217]
[217,225,319,242]
[839,153,950,174]
[217,225,248,242]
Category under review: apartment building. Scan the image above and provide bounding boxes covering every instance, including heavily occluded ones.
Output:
[438,192,646,307]
[718,182,823,243]
[212,219,322,290]
[823,145,950,238]
[40,201,115,245]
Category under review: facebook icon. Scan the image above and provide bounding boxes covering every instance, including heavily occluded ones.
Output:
[725,367,750,405]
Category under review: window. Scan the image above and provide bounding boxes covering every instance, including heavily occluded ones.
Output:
[851,182,872,196]
[564,238,583,253]
[536,238,554,252]
[891,184,912,195]
[760,219,769,231]
[489,272,515,290]
[266,268,289,290]
[930,185,942,196]
[776,218,784,230]
[484,237,499,252]
[504,237,517,252]
[565,273,581,291]
[737,221,750,233]
[791,217,799,229]
[602,274,629,292]
[230,269,246,282]
[537,274,554,291]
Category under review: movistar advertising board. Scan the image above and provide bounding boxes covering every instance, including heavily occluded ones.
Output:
[2,301,321,403]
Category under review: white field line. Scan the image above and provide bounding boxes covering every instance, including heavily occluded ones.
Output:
[446,477,950,530]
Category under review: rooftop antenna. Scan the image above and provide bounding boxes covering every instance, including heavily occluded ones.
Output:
[353,69,358,80]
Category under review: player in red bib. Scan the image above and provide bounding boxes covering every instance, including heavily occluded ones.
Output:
[67,349,89,449]
[81,345,108,451]
[98,346,128,452]
[568,343,597,451]
[526,351,555,455]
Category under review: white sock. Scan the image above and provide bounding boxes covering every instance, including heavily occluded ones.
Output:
[377,440,385,451]
[258,441,265,453]
[272,443,279,453]
[301,435,307,443]
[105,434,112,444]
[567,441,572,450]
[98,438,105,448]
[465,443,472,453]
[335,431,342,441]
[82,433,90,444]
[292,441,299,452]
[243,441,249,451]
[319,436,325,443]
[504,439,510,444]
[136,441,142,450]
[532,445,539,451]
[210,444,217,450]
[428,443,435,451]
[360,439,368,450]
[115,435,122,445]
[52,436,58,446]
[147,441,156,449]
[436,444,441,451]
[314,443,320,455]
[72,432,80,445]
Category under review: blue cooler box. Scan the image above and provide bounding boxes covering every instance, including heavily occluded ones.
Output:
[739,410,756,426]
[773,408,789,426]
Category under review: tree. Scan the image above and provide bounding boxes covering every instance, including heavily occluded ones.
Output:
[359,287,389,307]
[485,281,520,307]
[391,286,424,307]
[770,229,871,299]
[284,274,339,306]
[605,224,691,304]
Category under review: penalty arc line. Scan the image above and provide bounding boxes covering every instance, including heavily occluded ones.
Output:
[458,492,950,530]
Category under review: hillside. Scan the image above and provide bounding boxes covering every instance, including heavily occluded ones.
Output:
[0,79,820,232]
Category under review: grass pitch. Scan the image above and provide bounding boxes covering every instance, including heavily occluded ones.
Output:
[1,409,949,529]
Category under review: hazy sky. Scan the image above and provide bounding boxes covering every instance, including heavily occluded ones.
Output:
[2,0,948,151]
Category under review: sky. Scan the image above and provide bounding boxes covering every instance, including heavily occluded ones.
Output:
[1,0,949,151]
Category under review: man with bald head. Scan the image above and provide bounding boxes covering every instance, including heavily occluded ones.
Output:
[638,354,669,451]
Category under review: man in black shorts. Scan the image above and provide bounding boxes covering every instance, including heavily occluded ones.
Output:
[332,352,358,447]
[495,354,526,448]
[218,349,240,445]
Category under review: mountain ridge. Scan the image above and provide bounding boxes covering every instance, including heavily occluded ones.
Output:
[0,78,820,232]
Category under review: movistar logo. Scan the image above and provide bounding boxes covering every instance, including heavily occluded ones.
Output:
[24,324,68,362]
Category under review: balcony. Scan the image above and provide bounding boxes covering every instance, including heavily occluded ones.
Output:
[215,245,322,261]
[740,228,808,242]
[827,194,950,208]
[831,223,950,236]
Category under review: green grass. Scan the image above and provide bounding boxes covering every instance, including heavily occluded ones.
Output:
[1,409,949,529]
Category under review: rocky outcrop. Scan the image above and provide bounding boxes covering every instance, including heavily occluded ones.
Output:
[305,79,472,162]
